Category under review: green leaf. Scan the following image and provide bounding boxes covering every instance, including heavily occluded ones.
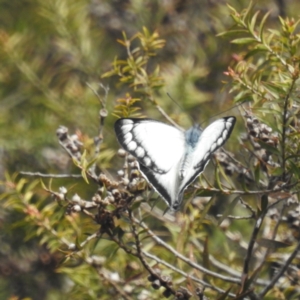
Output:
[259,11,271,42]
[81,169,89,184]
[202,236,210,271]
[249,10,260,37]
[197,196,215,223]
[287,160,300,178]
[217,29,249,37]
[214,167,223,191]
[257,238,292,249]
[231,37,257,44]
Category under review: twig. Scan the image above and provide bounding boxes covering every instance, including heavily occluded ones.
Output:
[128,209,176,295]
[154,103,183,130]
[86,82,109,108]
[258,240,300,298]
[221,148,252,177]
[142,250,237,298]
[251,204,286,286]
[97,269,134,300]
[281,77,296,181]
[86,83,109,175]
[240,197,256,215]
[216,214,253,220]
[134,217,241,284]
[240,195,268,294]
[194,185,294,197]
[20,171,82,178]
[80,232,99,248]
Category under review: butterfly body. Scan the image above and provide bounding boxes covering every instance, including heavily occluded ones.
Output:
[115,117,236,211]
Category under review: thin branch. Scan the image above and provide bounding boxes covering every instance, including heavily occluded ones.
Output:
[86,82,109,175]
[20,171,82,178]
[220,148,252,176]
[281,77,296,181]
[258,240,300,298]
[251,204,286,286]
[216,214,253,220]
[80,232,99,248]
[97,269,134,300]
[128,209,176,295]
[194,185,295,197]
[86,82,109,108]
[88,257,134,300]
[240,195,268,293]
[142,250,237,298]
[240,197,256,215]
[154,103,184,130]
[134,217,241,284]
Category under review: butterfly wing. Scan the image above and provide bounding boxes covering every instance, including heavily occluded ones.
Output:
[177,116,236,206]
[115,117,236,211]
[114,118,186,207]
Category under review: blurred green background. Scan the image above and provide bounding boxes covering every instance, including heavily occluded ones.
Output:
[1,0,300,299]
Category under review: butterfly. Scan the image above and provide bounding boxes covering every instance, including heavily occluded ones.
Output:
[114,117,236,211]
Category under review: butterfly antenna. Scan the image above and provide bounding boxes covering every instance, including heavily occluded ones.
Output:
[167,93,195,125]
[201,100,247,126]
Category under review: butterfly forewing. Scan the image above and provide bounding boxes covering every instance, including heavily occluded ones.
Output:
[114,118,186,208]
[177,117,236,205]
[115,119,185,173]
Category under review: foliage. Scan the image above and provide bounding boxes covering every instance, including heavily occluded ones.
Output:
[2,1,300,300]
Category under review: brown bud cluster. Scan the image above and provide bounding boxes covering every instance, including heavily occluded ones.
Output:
[56,126,82,161]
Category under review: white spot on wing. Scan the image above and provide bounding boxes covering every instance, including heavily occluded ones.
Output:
[211,142,216,152]
[122,119,134,125]
[127,141,137,151]
[122,124,133,134]
[226,121,232,130]
[222,130,228,140]
[135,146,145,158]
[217,137,223,146]
[124,132,133,144]
[143,156,151,166]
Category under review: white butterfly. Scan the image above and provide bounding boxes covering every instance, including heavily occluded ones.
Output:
[114,117,236,211]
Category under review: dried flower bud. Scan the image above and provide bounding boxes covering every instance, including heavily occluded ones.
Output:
[88,255,106,266]
[56,126,68,141]
[162,289,172,298]
[72,193,81,203]
[147,274,157,282]
[92,194,102,203]
[59,186,68,194]
[118,149,126,157]
[130,169,140,179]
[73,204,81,212]
[122,178,129,186]
[117,169,125,177]
[151,279,161,290]
[57,193,65,201]
[100,108,108,118]
[112,189,121,199]
[127,154,135,162]
[68,243,76,250]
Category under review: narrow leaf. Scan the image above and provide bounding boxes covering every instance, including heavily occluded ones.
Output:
[231,37,257,44]
[257,238,292,249]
